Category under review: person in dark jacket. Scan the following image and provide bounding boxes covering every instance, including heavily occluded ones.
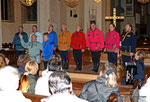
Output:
[17,54,31,74]
[79,63,122,102]
[122,50,145,86]
[134,50,145,86]
[12,26,28,58]
[121,24,136,67]
[19,61,38,94]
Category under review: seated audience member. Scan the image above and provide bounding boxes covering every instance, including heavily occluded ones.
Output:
[35,55,62,96]
[79,63,122,102]
[121,50,145,86]
[17,54,31,74]
[19,61,38,94]
[0,53,9,68]
[41,71,88,102]
[0,66,31,102]
[138,77,150,102]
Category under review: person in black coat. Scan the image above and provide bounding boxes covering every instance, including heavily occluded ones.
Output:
[122,50,145,86]
[79,63,122,102]
[121,24,136,67]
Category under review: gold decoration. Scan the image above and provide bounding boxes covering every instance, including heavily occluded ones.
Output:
[105,8,124,27]
[65,0,79,8]
[138,0,149,4]
[116,51,124,79]
[95,0,101,3]
[20,0,36,6]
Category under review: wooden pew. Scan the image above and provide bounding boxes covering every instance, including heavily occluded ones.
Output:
[23,93,47,102]
[69,72,132,96]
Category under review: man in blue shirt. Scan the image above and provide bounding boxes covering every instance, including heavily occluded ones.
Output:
[12,26,28,58]
[42,32,54,69]
[48,24,58,51]
[29,25,43,43]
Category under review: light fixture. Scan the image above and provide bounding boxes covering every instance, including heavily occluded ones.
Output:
[138,0,149,4]
[65,0,80,8]
[20,0,36,6]
[95,0,101,3]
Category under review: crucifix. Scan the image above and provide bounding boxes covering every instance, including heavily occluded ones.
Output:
[105,8,124,27]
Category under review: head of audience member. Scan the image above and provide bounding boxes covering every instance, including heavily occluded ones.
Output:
[99,62,118,88]
[19,61,38,93]
[31,34,37,42]
[18,26,23,33]
[43,32,49,42]
[48,24,54,33]
[32,25,38,33]
[17,54,31,68]
[0,66,19,91]
[47,55,62,71]
[76,25,81,32]
[109,23,115,32]
[90,21,96,31]
[125,23,132,33]
[25,61,38,75]
[48,71,72,95]
[107,93,118,102]
[135,50,145,61]
[61,24,67,32]
[0,53,6,68]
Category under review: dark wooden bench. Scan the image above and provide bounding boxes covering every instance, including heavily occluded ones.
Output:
[23,93,47,102]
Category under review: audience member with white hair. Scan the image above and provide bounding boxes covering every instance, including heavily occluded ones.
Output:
[138,77,150,102]
[41,71,88,102]
[0,66,31,102]
[79,62,122,102]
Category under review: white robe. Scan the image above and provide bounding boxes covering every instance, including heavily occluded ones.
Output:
[0,91,31,102]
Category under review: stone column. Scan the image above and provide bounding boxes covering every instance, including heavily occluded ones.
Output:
[37,0,51,34]
[0,0,2,48]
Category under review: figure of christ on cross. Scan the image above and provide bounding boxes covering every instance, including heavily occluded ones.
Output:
[105,8,124,27]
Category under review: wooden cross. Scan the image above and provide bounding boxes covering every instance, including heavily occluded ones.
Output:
[105,8,124,27]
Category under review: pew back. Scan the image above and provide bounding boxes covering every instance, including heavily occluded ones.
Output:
[23,93,47,102]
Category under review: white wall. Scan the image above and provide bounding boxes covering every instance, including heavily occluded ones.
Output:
[23,23,36,36]
[1,0,109,43]
[2,0,37,43]
[50,0,61,35]
[84,0,102,34]
[37,0,50,34]
[2,0,22,43]
[62,0,84,34]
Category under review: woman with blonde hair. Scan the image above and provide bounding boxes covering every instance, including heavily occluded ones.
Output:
[79,62,122,102]
[19,61,38,94]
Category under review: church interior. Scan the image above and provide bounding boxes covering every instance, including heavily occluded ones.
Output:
[0,0,150,102]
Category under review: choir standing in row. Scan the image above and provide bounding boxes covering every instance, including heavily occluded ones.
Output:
[12,23,137,73]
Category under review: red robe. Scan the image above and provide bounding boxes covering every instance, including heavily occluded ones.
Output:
[70,32,86,49]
